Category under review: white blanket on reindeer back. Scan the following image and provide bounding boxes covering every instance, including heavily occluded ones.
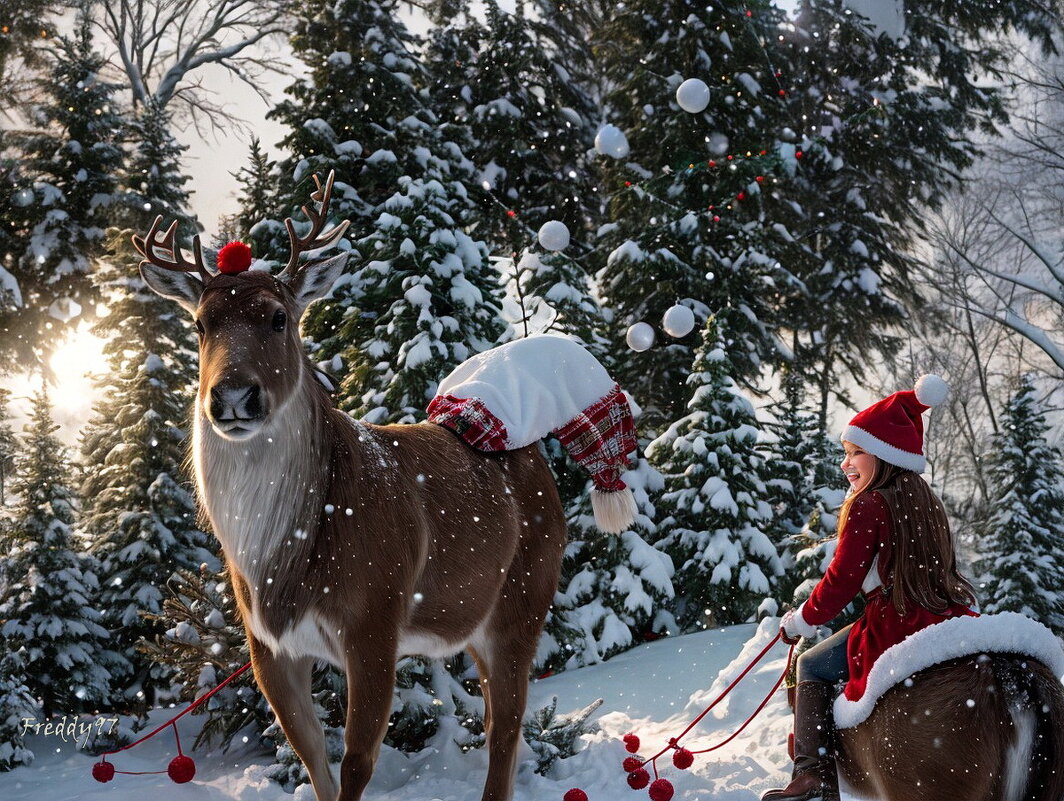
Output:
[834,611,1064,729]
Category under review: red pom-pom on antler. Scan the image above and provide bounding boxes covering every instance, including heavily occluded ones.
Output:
[563,789,589,801]
[168,754,196,783]
[623,733,640,753]
[627,768,650,790]
[217,241,253,274]
[622,756,643,772]
[672,748,694,770]
[92,760,115,783]
[648,778,675,801]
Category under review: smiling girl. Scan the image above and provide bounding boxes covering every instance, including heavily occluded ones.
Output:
[762,375,978,801]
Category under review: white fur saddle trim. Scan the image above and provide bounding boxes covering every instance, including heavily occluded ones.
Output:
[834,612,1064,729]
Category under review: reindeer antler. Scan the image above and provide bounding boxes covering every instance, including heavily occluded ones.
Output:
[132,216,213,284]
[279,170,351,280]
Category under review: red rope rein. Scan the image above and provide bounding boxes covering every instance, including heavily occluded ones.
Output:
[93,660,254,783]
[632,632,795,782]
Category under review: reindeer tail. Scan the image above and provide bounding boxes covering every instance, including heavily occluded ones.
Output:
[995,655,1064,801]
[591,487,637,534]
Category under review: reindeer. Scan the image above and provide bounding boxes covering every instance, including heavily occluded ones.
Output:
[835,654,1064,801]
[133,173,621,801]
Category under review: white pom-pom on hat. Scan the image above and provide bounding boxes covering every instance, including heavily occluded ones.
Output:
[914,374,948,407]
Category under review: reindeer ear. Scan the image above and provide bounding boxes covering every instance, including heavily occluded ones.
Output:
[140,263,203,315]
[289,253,349,315]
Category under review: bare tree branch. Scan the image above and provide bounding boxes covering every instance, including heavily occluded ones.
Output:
[95,0,289,128]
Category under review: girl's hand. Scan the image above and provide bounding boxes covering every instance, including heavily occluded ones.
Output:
[780,609,802,644]
[780,606,818,643]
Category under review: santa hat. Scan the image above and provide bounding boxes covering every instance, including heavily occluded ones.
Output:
[840,374,948,473]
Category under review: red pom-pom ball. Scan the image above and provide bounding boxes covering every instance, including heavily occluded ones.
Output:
[649,778,675,801]
[168,754,196,783]
[563,789,589,801]
[622,756,643,772]
[672,748,694,770]
[627,768,650,790]
[217,241,253,274]
[623,733,640,753]
[92,760,115,783]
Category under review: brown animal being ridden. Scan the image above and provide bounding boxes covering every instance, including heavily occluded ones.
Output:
[835,653,1064,801]
[133,173,629,801]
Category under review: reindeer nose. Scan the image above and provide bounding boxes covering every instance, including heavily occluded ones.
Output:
[210,384,263,421]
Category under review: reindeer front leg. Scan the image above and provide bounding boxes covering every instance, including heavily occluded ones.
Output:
[338,632,399,801]
[249,638,339,801]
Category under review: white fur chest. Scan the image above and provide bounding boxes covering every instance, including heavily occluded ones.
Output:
[193,404,335,661]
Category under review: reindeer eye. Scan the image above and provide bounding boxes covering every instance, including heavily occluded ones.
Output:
[272,309,287,332]
[195,318,204,336]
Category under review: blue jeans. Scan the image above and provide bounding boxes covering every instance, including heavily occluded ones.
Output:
[796,623,852,684]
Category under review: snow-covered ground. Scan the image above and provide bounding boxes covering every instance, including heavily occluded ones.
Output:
[0,620,833,801]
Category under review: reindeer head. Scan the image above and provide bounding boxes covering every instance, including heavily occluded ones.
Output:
[134,172,350,441]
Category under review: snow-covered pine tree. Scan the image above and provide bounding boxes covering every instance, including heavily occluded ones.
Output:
[425,0,599,258]
[0,648,37,771]
[543,456,673,669]
[79,230,214,710]
[2,5,123,368]
[763,364,847,603]
[974,374,1064,633]
[0,153,34,375]
[766,0,1062,407]
[269,0,503,424]
[0,388,17,506]
[0,386,116,716]
[113,99,195,232]
[647,316,781,629]
[591,0,794,432]
[233,137,279,244]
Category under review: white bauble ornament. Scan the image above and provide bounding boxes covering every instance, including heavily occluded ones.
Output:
[662,303,696,338]
[626,322,655,352]
[595,124,630,159]
[676,78,711,113]
[538,220,570,252]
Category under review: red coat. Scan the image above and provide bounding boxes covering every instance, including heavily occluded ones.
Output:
[800,490,976,701]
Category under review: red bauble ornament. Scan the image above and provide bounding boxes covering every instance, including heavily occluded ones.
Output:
[795,150,804,159]
[649,778,675,801]
[737,191,747,201]
[755,175,765,183]
[708,160,717,168]
[778,89,786,96]
[622,756,643,772]
[563,789,589,801]
[627,768,650,790]
[713,215,721,222]
[623,733,641,753]
[672,748,694,769]
[92,760,115,783]
[507,210,516,218]
[625,181,632,187]
[217,241,252,275]
[168,754,196,783]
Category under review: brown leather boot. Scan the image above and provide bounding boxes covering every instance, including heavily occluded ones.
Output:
[761,681,840,801]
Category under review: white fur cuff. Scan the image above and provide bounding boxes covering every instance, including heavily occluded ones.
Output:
[793,602,820,638]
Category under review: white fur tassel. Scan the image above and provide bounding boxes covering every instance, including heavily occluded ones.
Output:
[914,374,949,407]
[591,488,637,534]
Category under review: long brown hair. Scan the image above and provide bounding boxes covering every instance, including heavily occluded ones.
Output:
[837,458,976,615]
